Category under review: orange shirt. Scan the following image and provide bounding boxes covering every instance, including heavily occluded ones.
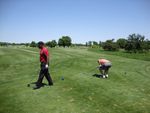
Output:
[98,59,110,65]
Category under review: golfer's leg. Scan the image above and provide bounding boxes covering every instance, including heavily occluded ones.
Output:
[105,69,108,75]
[105,66,111,75]
[104,68,109,78]
[36,69,44,86]
[104,69,108,75]
[44,69,53,85]
[99,69,104,75]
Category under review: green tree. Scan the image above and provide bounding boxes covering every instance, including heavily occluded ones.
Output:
[58,36,72,47]
[102,39,119,51]
[62,36,72,47]
[46,41,51,47]
[125,34,146,53]
[85,42,88,47]
[116,38,127,49]
[147,39,150,49]
[93,41,98,45]
[51,40,57,47]
[46,40,57,48]
[0,42,7,46]
[25,43,30,47]
[87,41,92,47]
[141,39,149,52]
[92,41,99,48]
[58,38,64,47]
[30,41,37,47]
[99,41,102,47]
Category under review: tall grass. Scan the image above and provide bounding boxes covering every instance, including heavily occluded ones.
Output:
[88,48,150,61]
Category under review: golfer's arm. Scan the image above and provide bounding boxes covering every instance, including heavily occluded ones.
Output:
[43,53,49,65]
[48,55,50,65]
[46,55,49,65]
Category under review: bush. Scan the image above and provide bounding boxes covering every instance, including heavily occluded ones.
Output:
[58,36,72,47]
[46,40,57,48]
[125,34,149,53]
[102,39,119,51]
[30,41,37,47]
[116,38,127,49]
[91,45,99,48]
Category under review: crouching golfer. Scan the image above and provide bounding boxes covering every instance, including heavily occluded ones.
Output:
[34,41,53,89]
[97,58,112,78]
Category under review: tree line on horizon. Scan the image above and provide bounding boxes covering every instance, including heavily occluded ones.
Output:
[29,36,72,48]
[83,34,149,53]
[0,36,72,48]
[0,34,150,53]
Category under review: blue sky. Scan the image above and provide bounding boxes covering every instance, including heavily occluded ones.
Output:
[0,0,150,43]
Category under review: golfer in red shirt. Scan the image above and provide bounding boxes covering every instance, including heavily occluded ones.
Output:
[34,41,53,89]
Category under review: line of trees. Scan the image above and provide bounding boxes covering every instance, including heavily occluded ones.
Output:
[0,42,30,46]
[0,36,72,48]
[1,34,149,53]
[46,40,57,48]
[85,34,150,53]
[29,36,72,48]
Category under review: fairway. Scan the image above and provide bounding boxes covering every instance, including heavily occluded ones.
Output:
[0,47,150,113]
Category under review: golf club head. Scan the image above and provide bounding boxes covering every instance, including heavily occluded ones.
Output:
[27,84,30,87]
[61,76,64,80]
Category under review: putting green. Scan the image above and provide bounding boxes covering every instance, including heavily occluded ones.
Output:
[0,47,150,113]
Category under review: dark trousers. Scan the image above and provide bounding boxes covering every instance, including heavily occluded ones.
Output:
[36,62,53,86]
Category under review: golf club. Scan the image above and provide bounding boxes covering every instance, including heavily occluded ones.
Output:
[27,69,39,87]
[78,66,97,76]
[27,76,36,87]
[89,66,98,72]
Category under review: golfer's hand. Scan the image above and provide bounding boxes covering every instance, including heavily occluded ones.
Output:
[97,65,101,68]
[45,64,49,69]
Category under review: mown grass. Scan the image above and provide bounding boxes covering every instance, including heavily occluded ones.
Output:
[88,48,150,61]
[0,47,150,113]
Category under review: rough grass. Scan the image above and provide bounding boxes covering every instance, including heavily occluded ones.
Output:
[88,48,150,61]
[0,47,150,113]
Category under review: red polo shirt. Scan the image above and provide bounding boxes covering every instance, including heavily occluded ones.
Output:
[40,47,49,63]
[98,59,110,65]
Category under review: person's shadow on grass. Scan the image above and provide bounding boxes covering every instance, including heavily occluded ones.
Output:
[92,74,103,78]
[27,82,47,89]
